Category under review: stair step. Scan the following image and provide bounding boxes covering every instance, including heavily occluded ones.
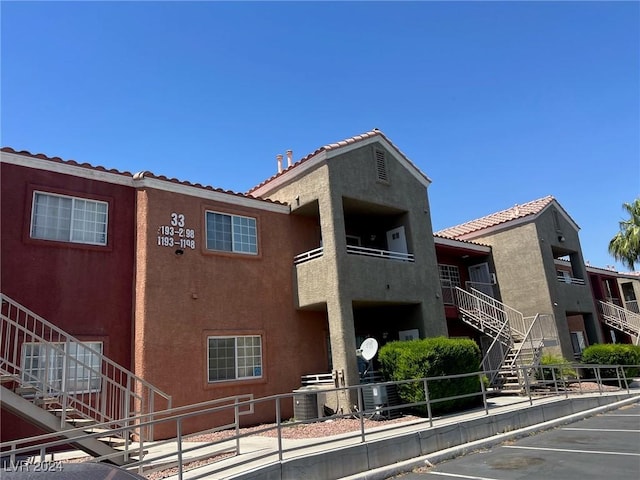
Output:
[34,397,58,407]
[49,407,81,418]
[15,386,37,395]
[66,417,97,427]
[0,374,18,384]
[85,427,113,434]
[98,436,127,447]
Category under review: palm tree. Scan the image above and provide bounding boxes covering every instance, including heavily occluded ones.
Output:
[609,199,640,270]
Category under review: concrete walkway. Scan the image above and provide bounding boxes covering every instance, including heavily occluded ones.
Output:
[117,387,640,480]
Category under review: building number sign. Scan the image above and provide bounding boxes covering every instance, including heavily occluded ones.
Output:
[157,213,196,250]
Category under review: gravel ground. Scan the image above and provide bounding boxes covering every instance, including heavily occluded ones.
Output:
[188,414,423,442]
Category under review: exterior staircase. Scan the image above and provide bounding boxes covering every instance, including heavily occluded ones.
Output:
[455,287,557,393]
[0,293,171,463]
[598,300,640,345]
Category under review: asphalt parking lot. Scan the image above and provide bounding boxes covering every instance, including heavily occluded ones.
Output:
[393,401,640,480]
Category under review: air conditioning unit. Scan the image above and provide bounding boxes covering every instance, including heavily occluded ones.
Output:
[362,383,402,420]
[293,386,331,421]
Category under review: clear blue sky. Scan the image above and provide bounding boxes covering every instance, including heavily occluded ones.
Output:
[2,1,638,270]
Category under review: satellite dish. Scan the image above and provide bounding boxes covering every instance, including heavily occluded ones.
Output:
[357,338,379,361]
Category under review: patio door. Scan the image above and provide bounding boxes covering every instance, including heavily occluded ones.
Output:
[386,226,407,254]
[468,263,494,296]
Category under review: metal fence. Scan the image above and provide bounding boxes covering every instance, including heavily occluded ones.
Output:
[1,363,637,479]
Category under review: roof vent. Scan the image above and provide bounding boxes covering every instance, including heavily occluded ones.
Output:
[286,150,293,168]
[375,148,389,183]
[276,154,283,174]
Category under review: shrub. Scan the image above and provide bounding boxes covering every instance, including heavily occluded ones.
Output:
[536,353,577,382]
[580,344,640,383]
[378,337,482,415]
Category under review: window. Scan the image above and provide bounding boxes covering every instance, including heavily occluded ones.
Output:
[570,331,586,357]
[21,342,103,394]
[31,192,108,245]
[206,212,257,254]
[438,264,461,287]
[208,336,262,382]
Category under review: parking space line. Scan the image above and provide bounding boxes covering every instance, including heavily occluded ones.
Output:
[504,445,640,456]
[604,414,640,416]
[562,427,640,432]
[428,472,500,480]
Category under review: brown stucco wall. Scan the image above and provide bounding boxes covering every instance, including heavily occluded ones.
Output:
[0,161,136,441]
[133,186,328,435]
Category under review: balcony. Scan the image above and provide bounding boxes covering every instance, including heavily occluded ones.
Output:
[293,243,420,308]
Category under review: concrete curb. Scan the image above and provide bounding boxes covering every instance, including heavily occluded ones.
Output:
[340,394,640,480]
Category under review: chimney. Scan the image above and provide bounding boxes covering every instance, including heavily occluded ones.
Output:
[286,150,293,168]
[276,154,283,174]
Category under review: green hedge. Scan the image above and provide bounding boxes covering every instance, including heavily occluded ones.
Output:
[378,337,481,415]
[580,344,640,381]
[536,353,577,381]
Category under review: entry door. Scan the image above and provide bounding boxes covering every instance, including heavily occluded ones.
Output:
[386,226,408,254]
[468,263,494,296]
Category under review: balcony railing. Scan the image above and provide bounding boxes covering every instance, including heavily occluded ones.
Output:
[440,279,457,305]
[557,275,585,285]
[294,247,324,265]
[294,245,415,265]
[346,245,414,262]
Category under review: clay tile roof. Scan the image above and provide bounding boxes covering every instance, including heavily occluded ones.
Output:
[432,233,491,248]
[2,147,286,206]
[248,128,425,194]
[435,195,556,239]
[132,170,285,205]
[1,147,135,176]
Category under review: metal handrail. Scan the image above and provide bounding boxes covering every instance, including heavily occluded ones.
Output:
[455,287,525,340]
[346,245,415,262]
[598,300,640,344]
[480,317,513,386]
[2,363,636,478]
[625,300,639,314]
[293,247,324,264]
[556,275,586,285]
[0,293,172,440]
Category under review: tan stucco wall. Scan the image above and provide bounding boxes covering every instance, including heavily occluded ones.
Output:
[257,142,447,388]
[467,205,600,359]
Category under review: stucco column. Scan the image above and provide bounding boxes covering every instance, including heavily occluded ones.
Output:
[326,297,360,409]
[318,192,360,411]
[417,301,448,338]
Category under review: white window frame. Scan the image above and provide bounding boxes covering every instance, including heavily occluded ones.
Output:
[30,191,108,246]
[205,211,258,255]
[570,331,586,357]
[21,341,103,394]
[439,264,461,288]
[207,335,262,382]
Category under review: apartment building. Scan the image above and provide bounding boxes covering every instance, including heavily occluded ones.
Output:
[0,130,448,440]
[2,132,637,443]
[436,196,606,360]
